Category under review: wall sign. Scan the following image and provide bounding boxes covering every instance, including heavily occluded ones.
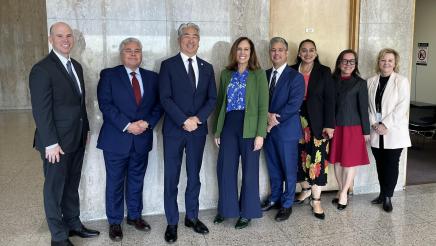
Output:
[416,42,429,66]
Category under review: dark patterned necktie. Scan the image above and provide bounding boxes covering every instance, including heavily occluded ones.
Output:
[269,70,278,99]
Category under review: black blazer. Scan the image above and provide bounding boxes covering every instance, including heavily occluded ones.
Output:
[333,75,370,135]
[29,51,89,153]
[291,62,335,139]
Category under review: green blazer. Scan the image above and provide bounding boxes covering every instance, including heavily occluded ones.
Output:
[213,68,269,138]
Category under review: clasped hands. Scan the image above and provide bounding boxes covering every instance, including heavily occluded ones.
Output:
[372,123,388,135]
[127,120,149,135]
[267,113,280,133]
[183,116,201,132]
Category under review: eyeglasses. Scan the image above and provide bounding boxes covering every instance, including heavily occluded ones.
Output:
[340,59,356,65]
[123,49,141,55]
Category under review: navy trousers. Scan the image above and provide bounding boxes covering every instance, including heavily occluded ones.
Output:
[103,147,149,225]
[42,148,84,241]
[216,111,262,219]
[264,135,299,208]
[163,134,206,225]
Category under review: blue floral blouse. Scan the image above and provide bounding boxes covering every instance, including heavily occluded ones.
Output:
[226,70,248,112]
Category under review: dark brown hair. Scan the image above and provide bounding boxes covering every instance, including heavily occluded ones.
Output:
[226,37,261,71]
[332,49,360,80]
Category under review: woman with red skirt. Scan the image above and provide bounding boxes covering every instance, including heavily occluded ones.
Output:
[328,49,370,210]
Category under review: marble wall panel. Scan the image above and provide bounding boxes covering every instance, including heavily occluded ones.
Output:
[356,0,415,194]
[46,0,270,220]
[0,0,48,109]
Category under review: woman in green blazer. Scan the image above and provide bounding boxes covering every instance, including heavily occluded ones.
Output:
[213,37,268,229]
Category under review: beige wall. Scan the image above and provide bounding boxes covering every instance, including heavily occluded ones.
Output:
[411,0,435,103]
[270,0,350,69]
[0,0,48,109]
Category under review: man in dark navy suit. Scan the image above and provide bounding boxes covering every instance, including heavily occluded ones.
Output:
[97,37,162,241]
[159,23,217,243]
[29,22,99,246]
[262,37,305,222]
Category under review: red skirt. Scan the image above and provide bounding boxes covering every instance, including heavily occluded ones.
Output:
[328,125,369,167]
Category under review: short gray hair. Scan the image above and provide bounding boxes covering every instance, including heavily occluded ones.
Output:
[119,37,142,53]
[177,23,200,39]
[269,37,288,50]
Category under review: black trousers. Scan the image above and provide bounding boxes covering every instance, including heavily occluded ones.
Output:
[42,148,84,241]
[371,138,403,198]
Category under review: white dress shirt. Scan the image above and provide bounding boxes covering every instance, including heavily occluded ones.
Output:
[269,63,287,87]
[180,52,199,87]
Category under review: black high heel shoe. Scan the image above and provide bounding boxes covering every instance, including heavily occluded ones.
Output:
[294,188,311,204]
[337,203,347,210]
[310,197,325,220]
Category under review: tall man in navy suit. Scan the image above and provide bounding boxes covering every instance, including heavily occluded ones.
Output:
[97,37,162,242]
[261,37,305,222]
[159,23,217,243]
[29,22,100,246]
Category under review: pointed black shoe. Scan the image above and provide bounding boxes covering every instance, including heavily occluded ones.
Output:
[213,214,225,224]
[235,217,251,229]
[184,218,209,234]
[164,225,177,243]
[383,197,393,212]
[371,195,383,204]
[261,200,281,211]
[69,225,100,238]
[275,207,292,222]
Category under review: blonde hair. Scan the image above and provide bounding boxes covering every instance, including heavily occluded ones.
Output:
[376,48,400,73]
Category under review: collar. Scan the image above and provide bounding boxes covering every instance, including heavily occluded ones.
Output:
[52,49,71,65]
[124,66,140,76]
[180,52,197,63]
[272,63,287,75]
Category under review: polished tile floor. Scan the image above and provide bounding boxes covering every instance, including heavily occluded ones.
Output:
[2,110,436,246]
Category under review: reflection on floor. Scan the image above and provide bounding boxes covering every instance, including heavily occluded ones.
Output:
[407,134,436,185]
[2,110,436,246]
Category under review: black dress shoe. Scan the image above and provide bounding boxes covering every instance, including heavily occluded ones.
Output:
[184,218,209,234]
[164,225,178,243]
[69,225,100,238]
[127,217,151,231]
[51,239,74,246]
[213,214,225,224]
[235,217,251,229]
[337,203,347,210]
[275,207,292,222]
[371,195,383,204]
[109,224,123,242]
[383,197,393,212]
[261,200,280,211]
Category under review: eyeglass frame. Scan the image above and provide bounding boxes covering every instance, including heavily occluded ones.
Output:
[340,59,356,65]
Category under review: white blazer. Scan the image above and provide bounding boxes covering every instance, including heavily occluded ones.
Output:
[367,72,411,149]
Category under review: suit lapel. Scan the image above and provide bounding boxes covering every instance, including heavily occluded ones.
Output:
[49,51,81,98]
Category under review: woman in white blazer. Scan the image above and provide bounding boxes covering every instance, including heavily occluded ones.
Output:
[367,48,411,212]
